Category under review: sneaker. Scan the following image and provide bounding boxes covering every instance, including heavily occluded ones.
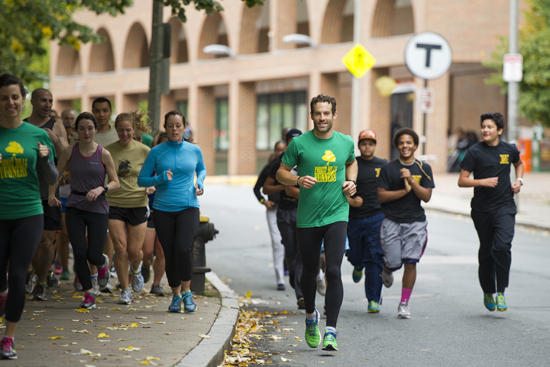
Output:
[304,309,321,348]
[97,254,110,289]
[79,292,96,310]
[316,278,326,296]
[496,292,508,312]
[150,284,167,296]
[118,288,132,305]
[100,279,114,293]
[73,275,83,292]
[53,259,62,275]
[25,268,35,294]
[484,293,496,311]
[277,283,285,291]
[60,269,71,281]
[397,302,411,319]
[47,270,59,287]
[381,269,394,288]
[141,265,151,284]
[322,329,338,351]
[297,297,306,310]
[168,295,183,313]
[91,277,100,297]
[352,268,363,283]
[131,268,144,292]
[33,283,47,301]
[0,336,16,360]
[110,264,117,278]
[182,291,197,312]
[368,301,380,313]
[0,291,7,317]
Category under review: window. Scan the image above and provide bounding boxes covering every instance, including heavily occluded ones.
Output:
[215,98,229,151]
[256,91,307,150]
[176,100,188,117]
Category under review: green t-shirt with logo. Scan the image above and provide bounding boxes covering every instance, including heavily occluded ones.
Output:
[0,122,56,220]
[282,130,355,228]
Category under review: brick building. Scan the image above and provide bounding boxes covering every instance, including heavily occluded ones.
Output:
[49,0,521,174]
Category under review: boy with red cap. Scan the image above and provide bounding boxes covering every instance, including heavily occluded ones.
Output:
[346,129,387,313]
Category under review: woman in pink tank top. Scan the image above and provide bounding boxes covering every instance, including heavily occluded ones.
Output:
[48,112,120,311]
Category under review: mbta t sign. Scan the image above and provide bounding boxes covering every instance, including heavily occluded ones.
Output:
[404,32,452,80]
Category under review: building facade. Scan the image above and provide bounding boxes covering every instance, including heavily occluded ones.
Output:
[50,0,520,174]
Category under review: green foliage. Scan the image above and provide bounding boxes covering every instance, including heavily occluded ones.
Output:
[484,0,550,126]
[159,0,264,23]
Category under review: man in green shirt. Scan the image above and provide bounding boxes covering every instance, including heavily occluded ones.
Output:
[277,94,357,351]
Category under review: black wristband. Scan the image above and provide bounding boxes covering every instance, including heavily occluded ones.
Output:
[297,176,301,186]
[347,179,356,186]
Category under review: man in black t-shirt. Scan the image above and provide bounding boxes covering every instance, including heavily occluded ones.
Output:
[458,112,524,313]
[346,130,387,314]
[253,140,287,290]
[378,128,435,319]
[263,129,304,308]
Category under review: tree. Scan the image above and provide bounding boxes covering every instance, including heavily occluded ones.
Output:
[0,0,264,86]
[484,0,550,127]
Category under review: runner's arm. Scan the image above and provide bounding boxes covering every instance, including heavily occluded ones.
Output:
[343,160,358,196]
[101,149,120,193]
[511,158,524,194]
[457,169,498,188]
[48,146,71,206]
[285,185,300,199]
[277,162,317,189]
[377,186,410,203]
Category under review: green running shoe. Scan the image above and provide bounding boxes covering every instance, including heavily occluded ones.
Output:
[496,292,508,312]
[484,293,495,311]
[304,309,321,348]
[368,300,380,313]
[322,330,338,351]
[352,268,363,283]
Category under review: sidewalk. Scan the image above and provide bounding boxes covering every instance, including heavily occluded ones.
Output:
[0,272,238,367]
[424,171,550,231]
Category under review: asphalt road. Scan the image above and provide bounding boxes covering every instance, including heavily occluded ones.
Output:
[201,184,550,367]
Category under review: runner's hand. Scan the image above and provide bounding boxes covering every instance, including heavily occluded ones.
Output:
[196,185,204,196]
[298,175,317,189]
[404,178,412,193]
[511,181,521,194]
[145,186,156,195]
[265,200,275,210]
[165,169,173,181]
[48,196,61,207]
[0,153,2,164]
[37,142,50,158]
[86,187,104,202]
[342,181,356,196]
[481,177,498,188]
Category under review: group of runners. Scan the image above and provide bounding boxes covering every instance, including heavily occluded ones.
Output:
[0,74,205,360]
[0,72,524,358]
[255,94,523,351]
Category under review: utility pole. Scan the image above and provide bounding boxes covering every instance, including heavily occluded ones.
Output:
[351,0,361,149]
[508,0,519,143]
[148,0,164,133]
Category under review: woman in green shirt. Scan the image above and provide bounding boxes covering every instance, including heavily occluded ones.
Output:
[0,74,57,360]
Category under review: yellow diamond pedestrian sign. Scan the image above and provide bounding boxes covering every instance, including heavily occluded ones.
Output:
[343,44,376,78]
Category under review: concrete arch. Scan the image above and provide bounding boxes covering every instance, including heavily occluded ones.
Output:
[320,0,353,44]
[372,0,415,38]
[56,45,81,76]
[89,28,115,72]
[168,17,189,64]
[198,12,230,60]
[123,22,150,69]
[239,4,263,55]
[296,0,309,36]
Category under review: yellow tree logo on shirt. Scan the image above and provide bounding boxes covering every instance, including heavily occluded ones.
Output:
[500,154,509,164]
[375,168,381,177]
[315,150,337,183]
[1,141,28,179]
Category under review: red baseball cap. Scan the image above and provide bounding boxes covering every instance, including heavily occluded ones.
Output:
[358,129,377,143]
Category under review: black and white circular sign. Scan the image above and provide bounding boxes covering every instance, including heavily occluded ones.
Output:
[404,32,452,80]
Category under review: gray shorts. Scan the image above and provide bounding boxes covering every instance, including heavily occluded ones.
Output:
[380,218,428,270]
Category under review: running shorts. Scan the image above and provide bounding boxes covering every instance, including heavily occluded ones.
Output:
[380,218,427,270]
[109,206,148,226]
[42,200,62,231]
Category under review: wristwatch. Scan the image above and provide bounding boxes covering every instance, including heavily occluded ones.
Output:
[102,184,109,193]
[516,178,524,186]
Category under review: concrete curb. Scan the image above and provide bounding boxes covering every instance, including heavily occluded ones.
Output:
[176,272,239,367]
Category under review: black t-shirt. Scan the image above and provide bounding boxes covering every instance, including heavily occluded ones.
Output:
[349,156,387,218]
[460,140,520,212]
[268,154,298,211]
[378,159,435,223]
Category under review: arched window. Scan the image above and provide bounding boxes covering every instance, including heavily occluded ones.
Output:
[123,22,149,69]
[89,28,115,72]
[239,1,269,54]
[56,45,81,76]
[198,13,230,60]
[320,0,354,44]
[169,18,189,64]
[372,0,414,38]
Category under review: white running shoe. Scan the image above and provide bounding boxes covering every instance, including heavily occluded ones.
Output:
[91,277,101,297]
[397,302,411,319]
[316,277,326,296]
[118,288,132,305]
[381,270,394,288]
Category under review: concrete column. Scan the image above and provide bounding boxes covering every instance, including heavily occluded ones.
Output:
[370,68,391,160]
[424,73,450,173]
[228,80,257,175]
[197,86,216,175]
[272,0,296,51]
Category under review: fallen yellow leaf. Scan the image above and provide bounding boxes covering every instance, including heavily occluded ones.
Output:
[156,321,165,324]
[119,345,141,351]
[110,308,122,311]
[146,356,160,360]
[54,327,64,331]
[47,336,64,340]
[131,323,138,327]
[97,333,109,338]
[198,334,211,339]
[245,291,252,298]
[77,309,90,313]
[138,361,149,365]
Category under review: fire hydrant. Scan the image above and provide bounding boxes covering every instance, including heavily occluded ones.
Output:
[191,215,219,294]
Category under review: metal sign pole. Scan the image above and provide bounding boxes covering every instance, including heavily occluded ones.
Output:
[422,79,428,155]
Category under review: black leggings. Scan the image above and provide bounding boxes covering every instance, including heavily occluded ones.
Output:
[153,208,199,288]
[66,207,108,291]
[0,215,43,322]
[297,221,347,328]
